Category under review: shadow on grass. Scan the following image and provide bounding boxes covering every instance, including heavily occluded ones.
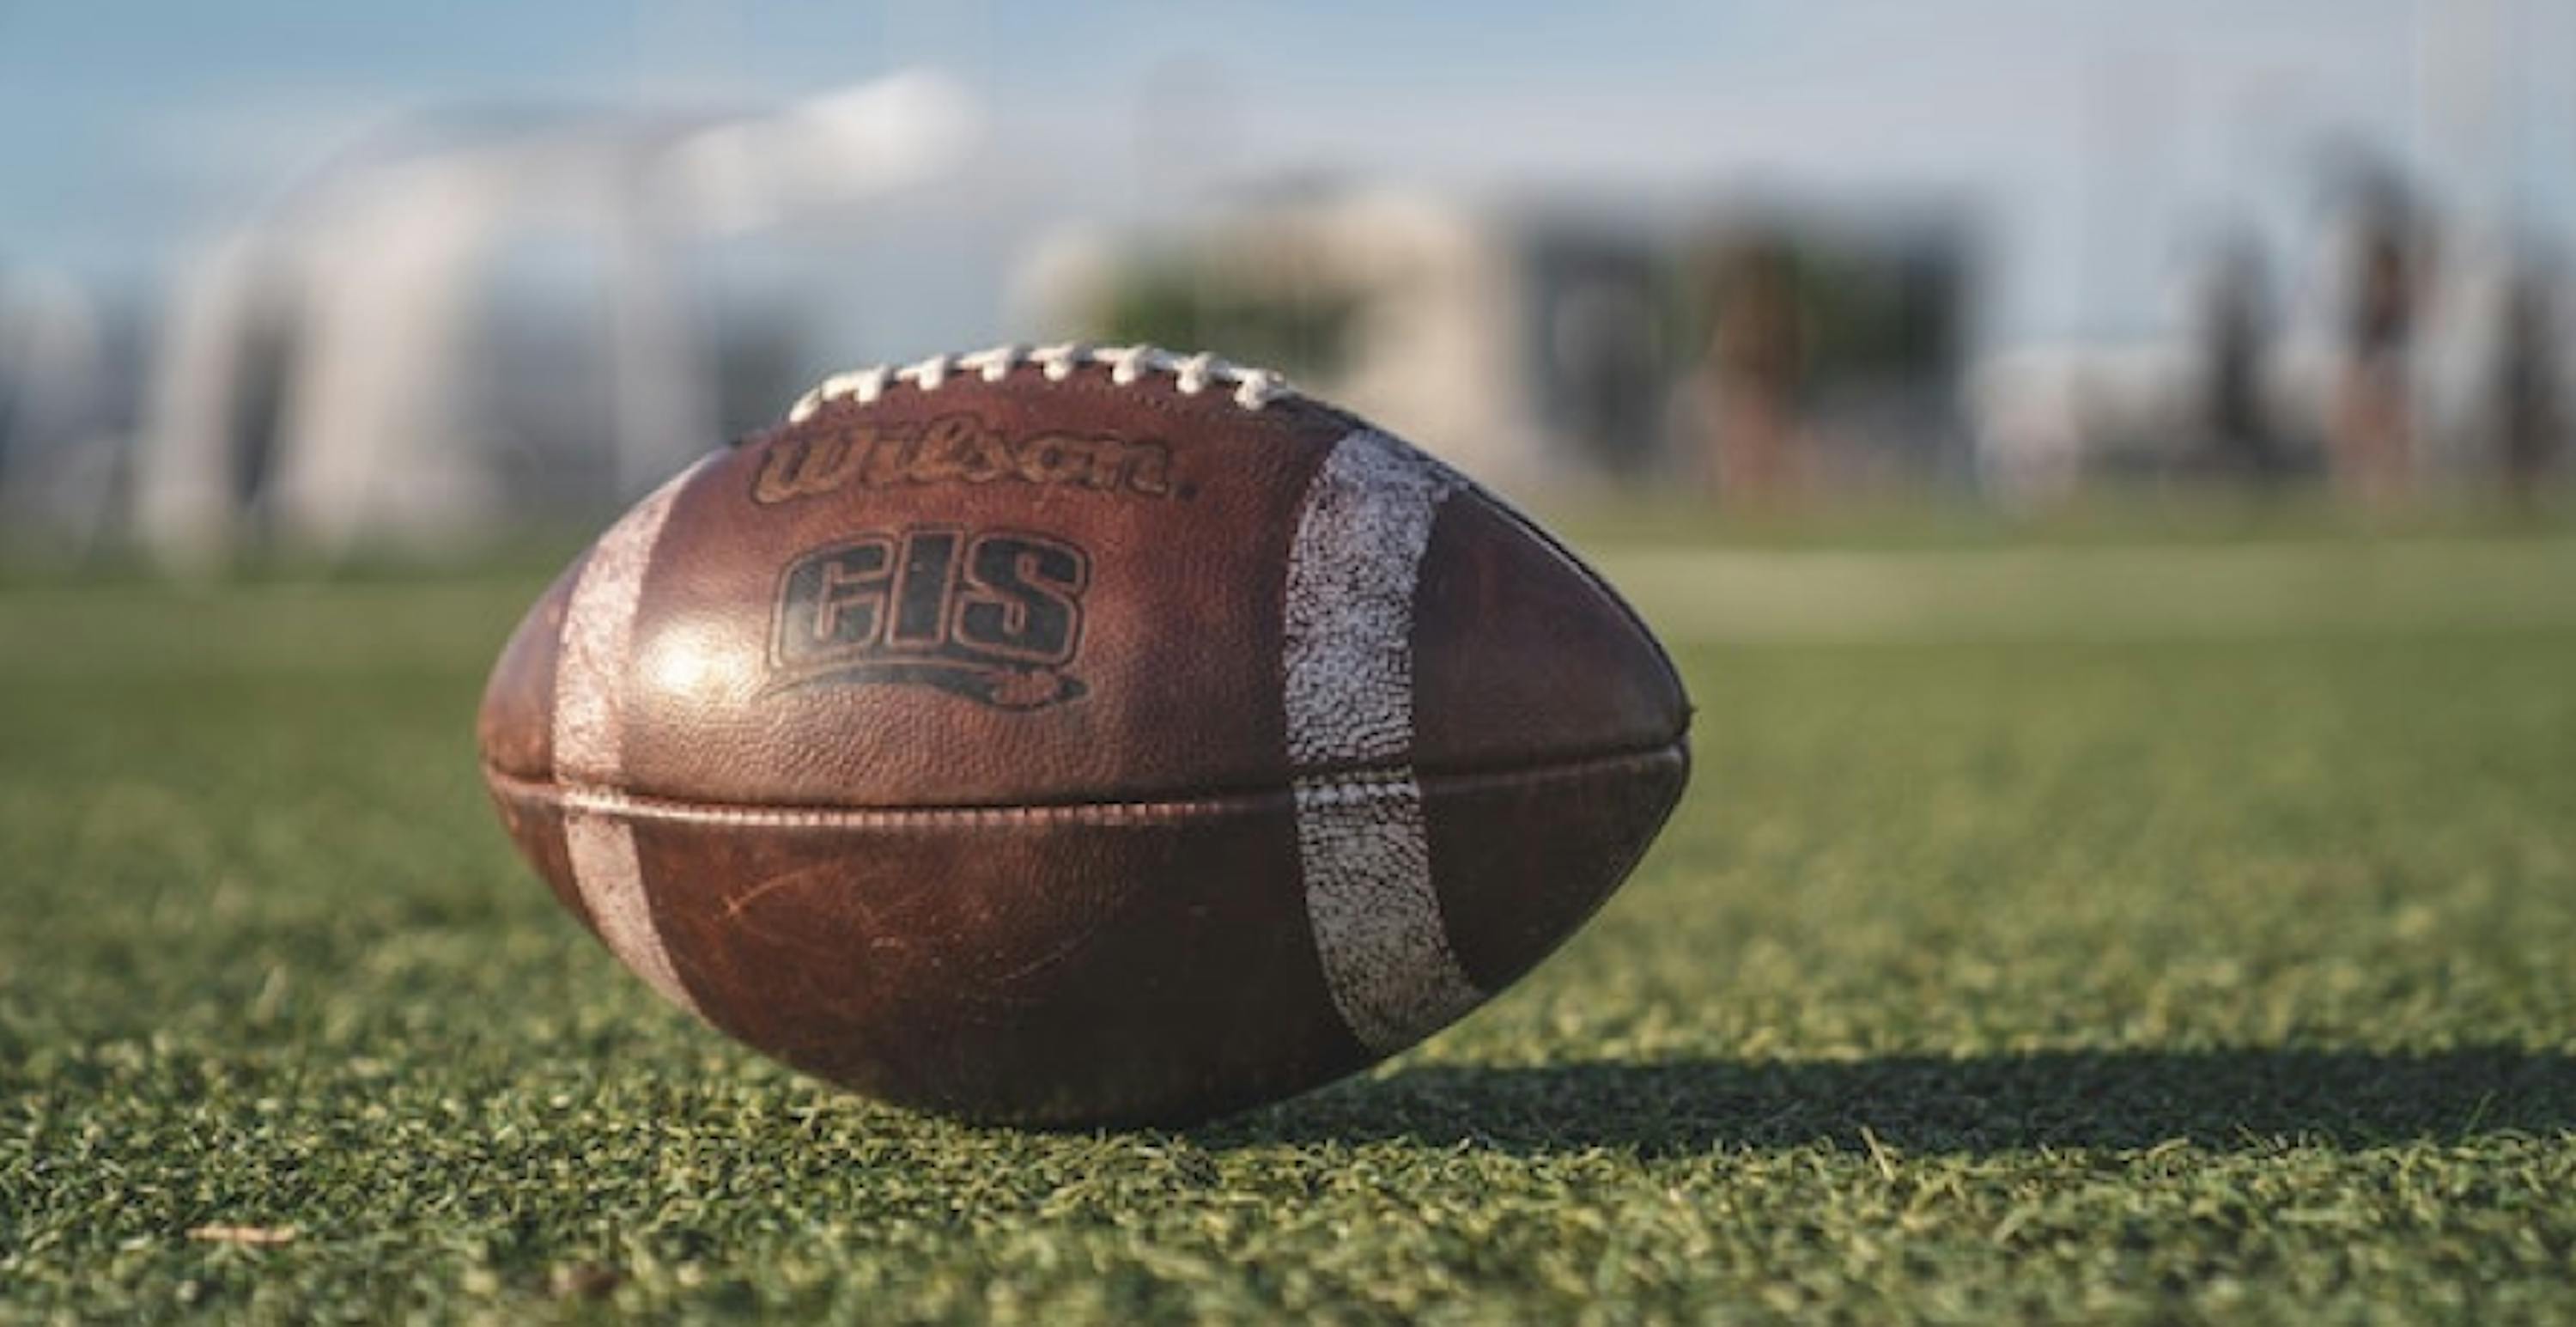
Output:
[1204,1048,2576,1156]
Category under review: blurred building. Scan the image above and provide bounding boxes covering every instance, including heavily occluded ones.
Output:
[1015,184,1976,501]
[124,74,975,569]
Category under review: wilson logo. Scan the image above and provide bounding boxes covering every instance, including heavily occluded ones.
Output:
[771,528,1090,709]
[752,414,1176,505]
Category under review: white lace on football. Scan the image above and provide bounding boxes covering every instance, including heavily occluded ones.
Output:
[787,343,1293,423]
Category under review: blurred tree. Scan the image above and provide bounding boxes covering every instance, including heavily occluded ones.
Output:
[2496,264,2564,502]
[1694,229,1808,503]
[2198,234,2284,483]
[2327,163,2432,505]
[1091,263,1366,384]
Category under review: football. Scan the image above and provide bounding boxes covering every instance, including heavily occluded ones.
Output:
[478,344,1691,1127]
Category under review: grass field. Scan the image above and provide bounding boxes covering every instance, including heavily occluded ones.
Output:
[3,516,2575,1322]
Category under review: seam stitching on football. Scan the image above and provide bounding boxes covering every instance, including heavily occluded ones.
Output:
[481,740,1686,829]
[787,344,1295,421]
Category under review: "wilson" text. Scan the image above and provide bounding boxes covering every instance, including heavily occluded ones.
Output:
[752,414,1175,505]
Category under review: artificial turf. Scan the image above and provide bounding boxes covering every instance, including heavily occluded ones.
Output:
[3,523,2574,1322]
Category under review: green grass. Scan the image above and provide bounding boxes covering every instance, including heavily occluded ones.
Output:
[4,523,2576,1322]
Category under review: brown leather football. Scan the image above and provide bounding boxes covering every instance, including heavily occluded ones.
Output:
[478,344,1690,1127]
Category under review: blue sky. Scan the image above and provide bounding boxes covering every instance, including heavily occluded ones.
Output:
[1,0,2568,343]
